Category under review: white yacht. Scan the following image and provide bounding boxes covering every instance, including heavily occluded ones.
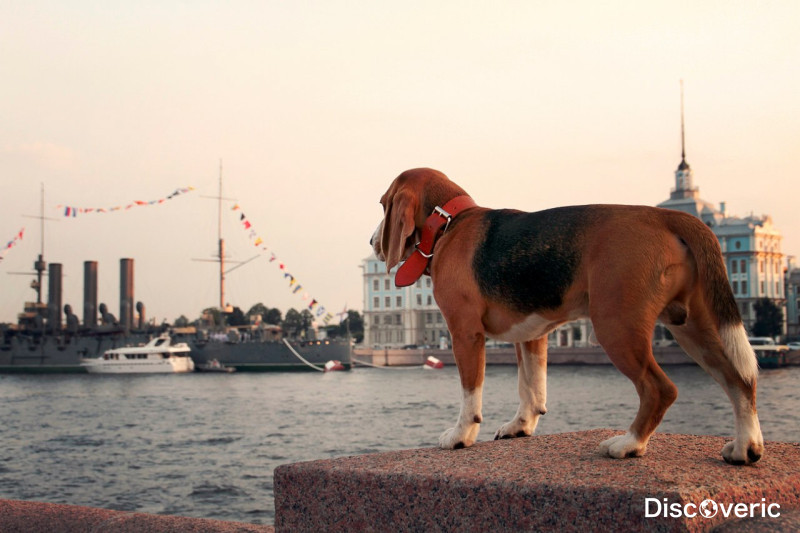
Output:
[81,335,195,374]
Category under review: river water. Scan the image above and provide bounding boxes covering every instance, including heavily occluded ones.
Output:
[1,365,799,525]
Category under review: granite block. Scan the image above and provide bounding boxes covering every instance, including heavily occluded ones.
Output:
[274,429,800,532]
[0,499,274,533]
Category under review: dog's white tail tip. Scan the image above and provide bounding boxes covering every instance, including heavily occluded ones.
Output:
[720,324,758,384]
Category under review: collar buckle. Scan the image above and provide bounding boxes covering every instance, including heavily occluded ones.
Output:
[414,243,434,259]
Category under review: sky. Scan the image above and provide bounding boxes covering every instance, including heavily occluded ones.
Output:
[2,1,799,326]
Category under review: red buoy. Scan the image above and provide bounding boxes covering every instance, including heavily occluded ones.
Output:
[424,356,444,369]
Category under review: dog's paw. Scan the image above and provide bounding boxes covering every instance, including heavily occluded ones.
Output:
[494,417,536,440]
[722,439,764,465]
[439,424,479,450]
[598,432,646,459]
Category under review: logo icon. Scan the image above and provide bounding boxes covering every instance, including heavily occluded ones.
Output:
[699,499,719,518]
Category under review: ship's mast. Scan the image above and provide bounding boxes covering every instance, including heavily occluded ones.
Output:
[19,183,53,304]
[195,161,259,315]
[218,160,225,309]
[36,183,46,303]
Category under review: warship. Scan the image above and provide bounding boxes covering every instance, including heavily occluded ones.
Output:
[0,178,351,373]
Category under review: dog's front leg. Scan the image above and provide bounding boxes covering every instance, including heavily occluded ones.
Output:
[438,330,485,449]
[495,337,547,440]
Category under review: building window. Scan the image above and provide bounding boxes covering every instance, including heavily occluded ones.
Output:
[384,279,390,290]
[731,261,738,274]
[416,280,422,288]
[427,295,433,305]
[741,281,748,295]
[385,296,391,308]
[732,281,739,294]
[426,279,432,288]
[740,260,746,274]
[436,313,443,324]
[373,297,379,308]
[396,296,402,307]
[426,313,433,324]
[396,314,402,325]
[416,294,422,306]
[373,279,379,291]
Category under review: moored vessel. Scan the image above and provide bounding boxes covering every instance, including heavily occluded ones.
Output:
[81,334,194,374]
[1,175,351,373]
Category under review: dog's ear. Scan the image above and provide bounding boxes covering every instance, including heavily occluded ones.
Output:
[381,189,417,273]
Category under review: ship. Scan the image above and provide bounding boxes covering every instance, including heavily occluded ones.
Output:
[0,176,351,373]
[81,334,195,374]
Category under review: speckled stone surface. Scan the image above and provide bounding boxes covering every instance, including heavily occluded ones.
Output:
[0,499,274,533]
[274,429,800,533]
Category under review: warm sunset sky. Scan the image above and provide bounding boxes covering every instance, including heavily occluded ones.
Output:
[2,1,798,325]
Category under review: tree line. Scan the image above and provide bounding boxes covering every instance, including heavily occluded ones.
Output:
[172,303,364,343]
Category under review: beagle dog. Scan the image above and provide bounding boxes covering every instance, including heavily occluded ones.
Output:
[371,168,763,465]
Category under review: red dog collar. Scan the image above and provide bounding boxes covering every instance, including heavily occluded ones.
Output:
[394,195,477,287]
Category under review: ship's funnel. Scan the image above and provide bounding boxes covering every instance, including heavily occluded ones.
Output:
[120,258,134,331]
[83,261,98,328]
[47,262,63,332]
[136,301,146,330]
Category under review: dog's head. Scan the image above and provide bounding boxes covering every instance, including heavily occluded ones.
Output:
[371,168,466,273]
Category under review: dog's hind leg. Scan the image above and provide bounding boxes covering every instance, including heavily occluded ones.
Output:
[666,313,763,465]
[494,337,548,440]
[594,315,678,459]
[438,327,486,450]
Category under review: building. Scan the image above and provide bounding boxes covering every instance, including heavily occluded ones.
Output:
[657,92,786,334]
[361,255,451,348]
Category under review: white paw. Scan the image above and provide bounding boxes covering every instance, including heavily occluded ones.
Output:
[599,432,646,459]
[722,439,764,465]
[439,424,479,450]
[494,416,537,440]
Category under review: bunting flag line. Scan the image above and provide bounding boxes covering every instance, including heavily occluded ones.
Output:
[0,227,25,262]
[231,204,336,325]
[57,187,195,217]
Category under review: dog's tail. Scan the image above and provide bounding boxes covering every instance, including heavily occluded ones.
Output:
[666,211,758,384]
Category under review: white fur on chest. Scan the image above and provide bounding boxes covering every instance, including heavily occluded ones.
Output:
[490,313,557,343]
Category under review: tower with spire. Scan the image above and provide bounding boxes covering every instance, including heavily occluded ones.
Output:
[657,81,786,335]
[657,81,721,225]
[671,80,698,200]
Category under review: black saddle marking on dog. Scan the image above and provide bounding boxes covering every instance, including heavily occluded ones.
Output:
[473,207,592,314]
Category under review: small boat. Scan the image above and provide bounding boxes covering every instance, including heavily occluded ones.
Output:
[424,355,444,369]
[753,345,789,369]
[196,358,236,373]
[81,334,195,374]
[324,360,345,372]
